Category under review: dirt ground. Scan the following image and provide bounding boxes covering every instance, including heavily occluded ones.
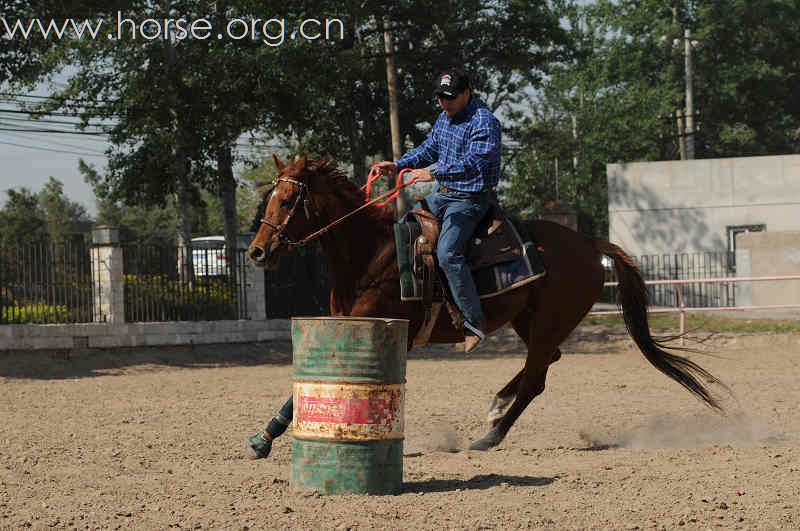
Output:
[1,323,799,530]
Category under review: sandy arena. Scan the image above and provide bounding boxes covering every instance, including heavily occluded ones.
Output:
[1,323,798,530]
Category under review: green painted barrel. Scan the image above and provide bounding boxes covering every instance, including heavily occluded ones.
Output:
[291,317,408,495]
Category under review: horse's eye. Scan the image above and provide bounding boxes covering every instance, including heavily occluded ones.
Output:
[280,199,292,208]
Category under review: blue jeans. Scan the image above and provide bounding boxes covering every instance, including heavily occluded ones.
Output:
[424,189,491,328]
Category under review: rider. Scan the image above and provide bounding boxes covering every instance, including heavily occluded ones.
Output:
[377,66,501,353]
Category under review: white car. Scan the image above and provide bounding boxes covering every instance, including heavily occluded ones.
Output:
[191,236,228,277]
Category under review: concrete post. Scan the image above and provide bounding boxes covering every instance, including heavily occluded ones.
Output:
[734,247,752,307]
[239,234,267,321]
[91,226,125,323]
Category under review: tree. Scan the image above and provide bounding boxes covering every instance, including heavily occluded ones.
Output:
[80,160,179,247]
[0,188,48,246]
[504,0,800,238]
[37,177,91,242]
[0,178,89,246]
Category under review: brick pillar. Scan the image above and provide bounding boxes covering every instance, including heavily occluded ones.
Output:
[91,226,125,323]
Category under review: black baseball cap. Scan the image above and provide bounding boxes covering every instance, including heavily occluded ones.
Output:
[433,67,470,98]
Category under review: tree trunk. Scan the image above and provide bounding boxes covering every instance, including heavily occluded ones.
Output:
[163,0,193,282]
[176,175,194,283]
[217,146,239,279]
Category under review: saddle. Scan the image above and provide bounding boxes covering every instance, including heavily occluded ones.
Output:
[395,200,546,346]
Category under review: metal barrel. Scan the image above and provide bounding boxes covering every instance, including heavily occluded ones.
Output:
[291,316,408,495]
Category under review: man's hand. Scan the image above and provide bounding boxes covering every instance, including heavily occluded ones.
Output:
[410,168,435,183]
[375,161,397,176]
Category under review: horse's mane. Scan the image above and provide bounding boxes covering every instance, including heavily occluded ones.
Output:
[251,157,396,231]
[307,157,396,226]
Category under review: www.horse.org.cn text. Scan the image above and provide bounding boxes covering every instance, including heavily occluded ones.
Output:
[1,14,346,46]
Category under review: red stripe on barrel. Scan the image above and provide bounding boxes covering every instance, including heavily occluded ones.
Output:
[297,395,400,425]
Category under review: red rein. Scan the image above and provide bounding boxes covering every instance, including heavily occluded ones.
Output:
[364,165,418,206]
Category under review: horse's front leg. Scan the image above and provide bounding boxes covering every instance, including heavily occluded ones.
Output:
[246,396,292,459]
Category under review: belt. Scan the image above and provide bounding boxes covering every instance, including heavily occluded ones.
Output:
[439,186,491,194]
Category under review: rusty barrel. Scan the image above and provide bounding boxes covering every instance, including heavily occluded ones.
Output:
[291,317,408,495]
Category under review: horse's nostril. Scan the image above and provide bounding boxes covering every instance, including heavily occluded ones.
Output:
[250,246,264,260]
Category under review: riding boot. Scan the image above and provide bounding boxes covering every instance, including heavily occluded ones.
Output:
[464,320,486,353]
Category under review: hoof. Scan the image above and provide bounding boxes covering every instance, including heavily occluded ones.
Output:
[246,432,273,459]
[469,427,504,451]
[486,395,514,426]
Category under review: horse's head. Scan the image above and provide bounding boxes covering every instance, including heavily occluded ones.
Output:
[247,155,333,269]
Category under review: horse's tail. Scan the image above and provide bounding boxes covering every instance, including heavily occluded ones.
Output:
[595,240,724,411]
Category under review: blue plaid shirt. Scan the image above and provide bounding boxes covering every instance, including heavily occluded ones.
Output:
[396,97,501,192]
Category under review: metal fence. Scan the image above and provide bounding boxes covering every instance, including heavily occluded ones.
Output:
[0,240,102,324]
[123,244,249,322]
[264,244,330,318]
[601,251,736,308]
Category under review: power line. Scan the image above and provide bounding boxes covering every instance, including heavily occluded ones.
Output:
[0,92,122,105]
[0,114,114,129]
[0,130,108,155]
[0,107,117,118]
[0,139,107,157]
[0,127,108,136]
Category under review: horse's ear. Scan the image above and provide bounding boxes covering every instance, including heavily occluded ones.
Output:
[272,154,285,172]
[298,155,309,169]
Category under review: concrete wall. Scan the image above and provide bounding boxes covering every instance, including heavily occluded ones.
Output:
[735,231,800,306]
[607,155,800,256]
[0,319,290,351]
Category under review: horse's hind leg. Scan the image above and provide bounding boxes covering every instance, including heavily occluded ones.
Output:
[486,311,560,426]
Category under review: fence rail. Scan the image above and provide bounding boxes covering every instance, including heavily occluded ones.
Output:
[602,251,736,308]
[123,244,249,322]
[593,274,800,344]
[0,240,102,324]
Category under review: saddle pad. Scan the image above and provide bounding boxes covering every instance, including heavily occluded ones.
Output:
[394,218,546,302]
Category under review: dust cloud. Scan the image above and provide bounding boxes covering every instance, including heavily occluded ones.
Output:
[426,422,462,452]
[580,413,778,450]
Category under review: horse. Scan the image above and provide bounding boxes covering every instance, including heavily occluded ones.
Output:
[247,155,724,452]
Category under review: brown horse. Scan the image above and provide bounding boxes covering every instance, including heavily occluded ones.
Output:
[248,156,723,451]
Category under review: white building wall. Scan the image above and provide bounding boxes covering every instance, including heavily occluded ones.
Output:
[607,155,800,256]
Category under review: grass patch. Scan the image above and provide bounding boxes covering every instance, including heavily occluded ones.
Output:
[584,313,800,334]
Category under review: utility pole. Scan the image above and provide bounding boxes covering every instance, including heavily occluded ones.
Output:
[676,110,686,160]
[571,114,578,170]
[383,18,404,215]
[554,158,559,200]
[684,29,695,159]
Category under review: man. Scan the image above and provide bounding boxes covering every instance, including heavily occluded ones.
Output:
[377,66,502,353]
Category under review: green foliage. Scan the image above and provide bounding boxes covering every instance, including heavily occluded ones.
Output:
[80,160,178,246]
[124,274,240,321]
[1,303,70,324]
[504,0,800,238]
[0,178,90,246]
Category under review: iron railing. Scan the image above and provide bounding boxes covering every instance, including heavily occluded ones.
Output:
[0,240,102,324]
[123,244,249,322]
[264,244,330,318]
[602,251,736,308]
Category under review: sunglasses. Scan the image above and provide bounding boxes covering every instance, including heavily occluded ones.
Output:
[437,93,458,101]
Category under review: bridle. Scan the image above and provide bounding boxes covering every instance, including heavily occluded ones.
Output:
[259,177,315,248]
[258,167,417,250]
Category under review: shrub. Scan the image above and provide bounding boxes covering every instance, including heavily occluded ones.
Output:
[2,303,70,324]
[124,274,239,321]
